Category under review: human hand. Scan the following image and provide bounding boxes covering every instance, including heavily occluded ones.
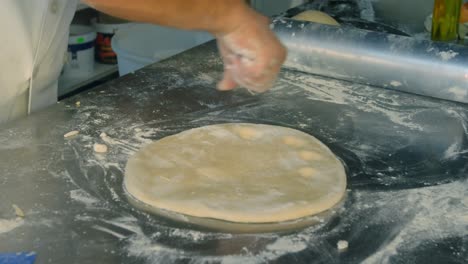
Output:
[216,10,287,93]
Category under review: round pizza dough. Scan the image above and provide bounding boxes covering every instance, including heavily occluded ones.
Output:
[124,123,346,224]
[292,10,340,26]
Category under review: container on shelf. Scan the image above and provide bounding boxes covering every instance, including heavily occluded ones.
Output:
[111,23,213,76]
[62,25,96,77]
[92,14,129,64]
[431,0,462,42]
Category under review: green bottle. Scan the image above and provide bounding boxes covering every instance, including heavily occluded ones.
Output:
[431,0,462,41]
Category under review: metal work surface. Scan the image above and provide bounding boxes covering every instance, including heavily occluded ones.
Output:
[1,42,467,263]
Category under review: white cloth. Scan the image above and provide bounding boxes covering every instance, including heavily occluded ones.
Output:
[0,0,77,124]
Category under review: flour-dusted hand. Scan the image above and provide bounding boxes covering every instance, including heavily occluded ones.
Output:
[216,11,286,93]
[85,0,286,92]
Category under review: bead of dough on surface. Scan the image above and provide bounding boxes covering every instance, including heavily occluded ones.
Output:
[93,143,108,153]
[64,130,79,138]
[337,240,349,250]
[12,204,25,218]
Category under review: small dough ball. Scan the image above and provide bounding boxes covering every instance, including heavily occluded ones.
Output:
[282,136,305,147]
[337,240,349,251]
[292,10,340,26]
[64,130,79,138]
[12,204,24,218]
[94,143,108,153]
[299,150,323,161]
[298,167,317,178]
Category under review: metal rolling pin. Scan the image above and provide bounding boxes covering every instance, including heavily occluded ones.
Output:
[272,18,468,104]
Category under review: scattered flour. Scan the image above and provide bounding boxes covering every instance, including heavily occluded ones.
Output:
[443,142,464,160]
[92,225,127,239]
[362,179,468,263]
[266,237,307,252]
[448,86,468,101]
[51,63,468,263]
[439,50,459,61]
[357,0,376,21]
[70,189,100,207]
[280,71,425,131]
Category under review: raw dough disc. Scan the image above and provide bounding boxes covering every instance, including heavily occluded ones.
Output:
[124,123,347,223]
[292,10,340,26]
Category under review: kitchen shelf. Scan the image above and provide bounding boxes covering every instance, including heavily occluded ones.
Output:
[58,63,118,97]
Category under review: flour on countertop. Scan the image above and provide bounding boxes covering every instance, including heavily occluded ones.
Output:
[439,50,459,61]
[280,70,426,131]
[443,142,464,160]
[70,189,100,207]
[357,0,376,21]
[362,179,468,263]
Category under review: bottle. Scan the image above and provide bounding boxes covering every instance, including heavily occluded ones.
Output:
[458,2,468,43]
[431,0,462,42]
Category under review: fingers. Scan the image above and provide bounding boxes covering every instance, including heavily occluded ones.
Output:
[228,47,285,93]
[217,70,237,91]
[217,42,238,91]
[220,55,281,93]
[215,13,287,93]
[238,56,283,93]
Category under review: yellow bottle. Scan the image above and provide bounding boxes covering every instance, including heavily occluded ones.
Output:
[431,0,462,41]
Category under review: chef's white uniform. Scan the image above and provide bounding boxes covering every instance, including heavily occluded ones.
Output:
[0,0,77,124]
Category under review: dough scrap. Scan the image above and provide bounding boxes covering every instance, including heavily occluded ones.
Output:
[64,130,79,138]
[93,143,108,153]
[337,240,349,250]
[292,10,340,26]
[124,123,346,223]
[12,204,24,218]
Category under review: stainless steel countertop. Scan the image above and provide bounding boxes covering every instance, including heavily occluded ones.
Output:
[1,42,467,263]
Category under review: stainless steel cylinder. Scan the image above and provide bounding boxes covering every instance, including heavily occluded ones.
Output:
[272,18,468,104]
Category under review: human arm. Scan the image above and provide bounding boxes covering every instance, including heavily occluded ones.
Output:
[83,0,286,92]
